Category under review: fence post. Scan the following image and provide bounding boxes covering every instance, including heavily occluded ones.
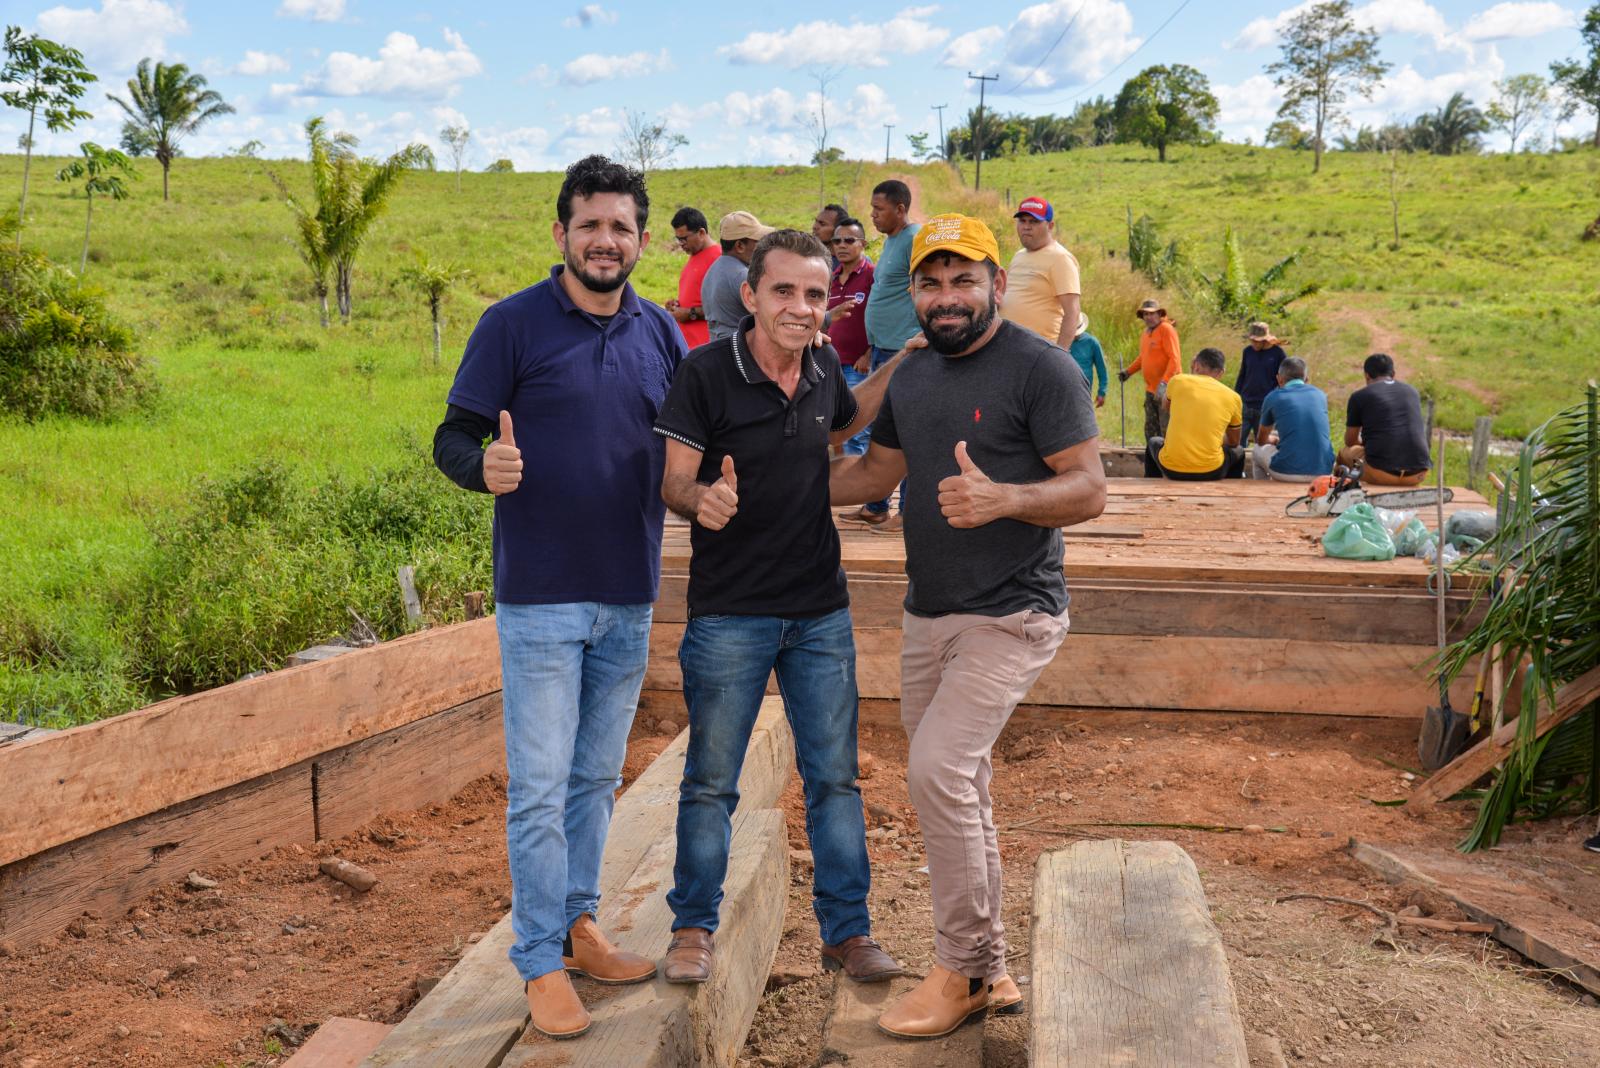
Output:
[1469,416,1492,491]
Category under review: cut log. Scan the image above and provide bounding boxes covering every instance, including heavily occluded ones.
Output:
[1412,664,1600,806]
[285,1018,395,1067]
[0,617,501,867]
[814,973,983,1067]
[363,698,795,1068]
[1031,839,1249,1067]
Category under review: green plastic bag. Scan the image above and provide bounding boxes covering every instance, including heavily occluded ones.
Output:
[1322,502,1397,561]
[1394,517,1429,556]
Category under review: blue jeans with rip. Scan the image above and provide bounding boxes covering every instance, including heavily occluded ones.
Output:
[496,600,652,982]
[865,344,907,513]
[841,363,871,456]
[668,607,871,944]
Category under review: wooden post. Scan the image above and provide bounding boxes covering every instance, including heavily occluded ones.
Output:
[396,565,423,625]
[1469,416,1492,490]
[463,591,485,621]
[1424,396,1436,448]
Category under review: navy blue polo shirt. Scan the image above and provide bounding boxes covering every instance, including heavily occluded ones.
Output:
[447,265,687,605]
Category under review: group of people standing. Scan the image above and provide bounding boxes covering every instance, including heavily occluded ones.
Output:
[434,155,1105,1043]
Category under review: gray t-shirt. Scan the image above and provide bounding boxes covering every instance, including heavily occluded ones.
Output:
[701,254,748,341]
[870,320,1098,618]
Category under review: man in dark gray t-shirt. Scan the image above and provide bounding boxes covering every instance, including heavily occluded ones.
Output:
[828,213,1105,1040]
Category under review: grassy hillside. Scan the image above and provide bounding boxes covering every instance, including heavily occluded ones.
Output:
[0,144,1592,723]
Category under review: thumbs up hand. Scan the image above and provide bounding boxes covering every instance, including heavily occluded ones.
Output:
[938,440,1007,529]
[484,410,523,495]
[697,453,739,530]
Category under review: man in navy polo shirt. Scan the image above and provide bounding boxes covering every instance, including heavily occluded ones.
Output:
[651,229,911,988]
[432,155,685,1041]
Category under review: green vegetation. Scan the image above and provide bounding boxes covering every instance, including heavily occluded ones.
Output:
[109,59,233,201]
[54,141,135,272]
[2,26,96,242]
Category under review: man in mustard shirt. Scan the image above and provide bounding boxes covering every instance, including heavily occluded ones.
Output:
[1145,348,1245,479]
[999,196,1080,350]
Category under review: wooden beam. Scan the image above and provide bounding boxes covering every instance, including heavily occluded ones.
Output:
[814,973,983,1066]
[285,1018,395,1067]
[1031,839,1249,1067]
[364,698,795,1068]
[0,618,501,867]
[1411,664,1600,806]
[1,722,55,747]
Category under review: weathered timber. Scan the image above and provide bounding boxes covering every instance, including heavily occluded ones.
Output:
[364,699,795,1068]
[1349,840,1600,996]
[286,644,359,668]
[0,617,500,867]
[313,693,504,842]
[1031,839,1249,1067]
[285,1018,395,1067]
[814,973,983,1066]
[0,722,54,747]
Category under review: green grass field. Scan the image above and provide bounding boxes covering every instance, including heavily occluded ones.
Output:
[0,143,1594,723]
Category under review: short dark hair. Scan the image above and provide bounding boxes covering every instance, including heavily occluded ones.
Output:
[872,179,911,209]
[1195,347,1226,373]
[671,206,708,233]
[557,154,649,232]
[746,229,829,291]
[913,249,998,281]
[1364,353,1395,378]
[720,238,739,254]
[822,202,848,223]
[834,216,865,233]
[1281,356,1307,380]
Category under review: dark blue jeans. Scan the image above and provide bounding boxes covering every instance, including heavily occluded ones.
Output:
[865,344,907,514]
[669,608,871,944]
[1240,404,1263,446]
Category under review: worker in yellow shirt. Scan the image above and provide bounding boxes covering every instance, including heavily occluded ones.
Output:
[1144,348,1246,480]
[999,196,1080,350]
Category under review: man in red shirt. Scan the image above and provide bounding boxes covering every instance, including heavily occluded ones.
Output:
[827,216,875,455]
[667,207,720,349]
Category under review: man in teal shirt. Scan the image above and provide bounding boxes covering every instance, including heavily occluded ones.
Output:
[1068,313,1107,408]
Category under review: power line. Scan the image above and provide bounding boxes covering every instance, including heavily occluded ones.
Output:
[1041,0,1196,109]
[968,72,1000,190]
[1000,0,1087,95]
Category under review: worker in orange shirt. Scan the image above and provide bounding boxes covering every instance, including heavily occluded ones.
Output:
[1118,299,1182,442]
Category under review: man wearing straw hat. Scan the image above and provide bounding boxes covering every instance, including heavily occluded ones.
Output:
[1235,321,1287,449]
[1118,299,1181,442]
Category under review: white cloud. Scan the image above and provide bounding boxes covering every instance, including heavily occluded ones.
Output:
[1230,2,1316,51]
[716,83,899,132]
[236,50,291,76]
[278,0,345,21]
[1460,2,1578,41]
[35,0,188,70]
[563,4,618,28]
[1361,48,1505,116]
[282,28,483,100]
[996,0,1142,93]
[718,7,950,69]
[1213,73,1283,130]
[561,49,673,86]
[942,26,1004,68]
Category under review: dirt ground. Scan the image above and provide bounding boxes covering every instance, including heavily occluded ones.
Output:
[2,705,1597,1067]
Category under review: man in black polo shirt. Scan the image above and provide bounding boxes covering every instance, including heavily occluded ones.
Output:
[1337,352,1431,486]
[652,229,909,987]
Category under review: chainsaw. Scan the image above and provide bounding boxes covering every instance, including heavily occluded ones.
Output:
[1284,460,1453,518]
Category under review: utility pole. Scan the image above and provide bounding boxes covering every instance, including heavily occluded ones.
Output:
[884,123,894,163]
[967,72,999,191]
[932,103,948,160]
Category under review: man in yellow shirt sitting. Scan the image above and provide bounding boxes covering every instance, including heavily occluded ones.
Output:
[999,196,1080,350]
[1144,348,1246,480]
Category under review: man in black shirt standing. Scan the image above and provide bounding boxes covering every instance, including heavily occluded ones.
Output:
[1338,353,1432,486]
[652,229,909,988]
[830,214,1105,1039]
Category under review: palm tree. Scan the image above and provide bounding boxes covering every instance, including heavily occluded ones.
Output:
[399,250,471,365]
[54,142,135,272]
[1411,93,1489,156]
[109,59,233,201]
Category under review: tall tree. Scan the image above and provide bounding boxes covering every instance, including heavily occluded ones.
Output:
[55,142,136,272]
[1550,3,1600,148]
[1267,0,1389,174]
[2,27,96,243]
[615,109,687,175]
[1112,64,1219,162]
[1487,75,1549,153]
[109,60,233,201]
[439,125,470,191]
[801,65,841,208]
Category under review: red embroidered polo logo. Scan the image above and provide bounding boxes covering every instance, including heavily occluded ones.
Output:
[974,407,982,422]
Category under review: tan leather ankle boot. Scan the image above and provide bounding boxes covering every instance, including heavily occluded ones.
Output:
[562,913,657,985]
[876,965,989,1039]
[526,970,590,1039]
[990,973,1024,1016]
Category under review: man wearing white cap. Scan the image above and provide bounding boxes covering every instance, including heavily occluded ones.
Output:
[702,210,775,341]
[1000,195,1081,351]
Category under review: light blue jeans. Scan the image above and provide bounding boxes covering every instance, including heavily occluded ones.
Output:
[841,363,871,456]
[865,344,907,514]
[496,601,653,981]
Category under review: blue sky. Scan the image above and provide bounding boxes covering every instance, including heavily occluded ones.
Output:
[2,0,1593,169]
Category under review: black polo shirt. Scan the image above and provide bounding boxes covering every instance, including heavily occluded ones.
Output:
[654,317,859,618]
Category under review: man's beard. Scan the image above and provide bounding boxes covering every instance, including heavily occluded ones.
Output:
[918,293,998,355]
[565,247,636,294]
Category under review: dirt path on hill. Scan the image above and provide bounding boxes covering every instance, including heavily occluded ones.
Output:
[1313,293,1497,408]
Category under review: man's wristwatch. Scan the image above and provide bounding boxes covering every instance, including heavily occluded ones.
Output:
[688,306,702,321]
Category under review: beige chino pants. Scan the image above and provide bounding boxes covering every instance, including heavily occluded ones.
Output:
[900,607,1068,981]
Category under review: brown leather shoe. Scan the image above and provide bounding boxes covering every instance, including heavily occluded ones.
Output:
[877,965,989,1040]
[868,514,904,535]
[820,935,903,983]
[990,974,1024,1016]
[837,506,888,526]
[525,970,591,1040]
[662,927,714,984]
[562,914,656,985]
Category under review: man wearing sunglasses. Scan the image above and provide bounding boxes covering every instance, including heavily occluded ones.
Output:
[827,217,875,456]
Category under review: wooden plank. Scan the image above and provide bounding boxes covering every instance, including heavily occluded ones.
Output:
[286,1018,396,1067]
[287,644,360,668]
[1031,839,1249,1067]
[1411,664,1600,806]
[314,694,506,842]
[814,973,983,1066]
[0,617,501,867]
[0,722,54,747]
[1349,840,1600,996]
[646,625,1472,718]
[364,700,795,1068]
[0,758,314,949]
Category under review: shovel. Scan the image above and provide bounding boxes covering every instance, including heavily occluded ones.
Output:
[1419,431,1469,771]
